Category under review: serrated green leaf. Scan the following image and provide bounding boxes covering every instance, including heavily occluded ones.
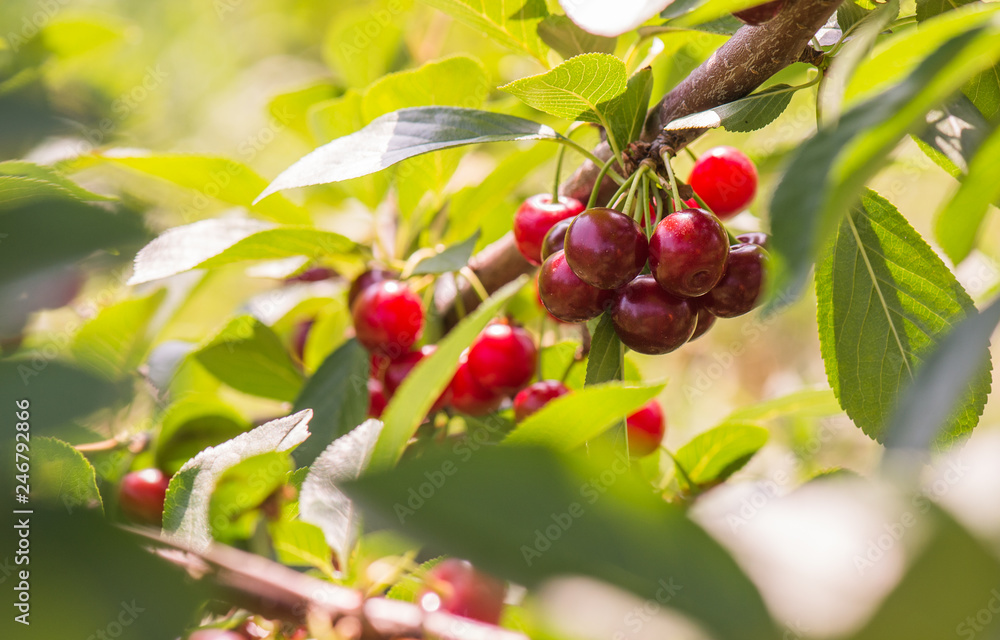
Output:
[421,0,550,64]
[370,276,528,470]
[163,410,313,551]
[209,451,292,541]
[127,218,356,285]
[816,189,990,444]
[32,436,103,512]
[964,64,1000,120]
[270,520,335,576]
[0,160,112,202]
[537,15,617,58]
[608,67,653,149]
[194,316,304,402]
[916,0,977,22]
[585,314,623,385]
[665,83,798,134]
[71,290,166,379]
[503,381,664,450]
[410,231,481,275]
[838,0,874,32]
[673,423,768,490]
[154,397,251,475]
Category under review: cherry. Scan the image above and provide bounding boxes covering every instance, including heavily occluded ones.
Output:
[286,265,337,284]
[368,378,387,418]
[689,306,716,342]
[648,208,729,298]
[448,354,503,415]
[513,194,585,265]
[737,232,769,249]
[291,318,314,362]
[384,346,449,410]
[610,276,696,355]
[688,147,758,219]
[467,324,536,394]
[351,280,424,356]
[702,243,767,318]
[348,268,398,307]
[119,468,170,525]
[540,217,572,261]
[537,251,612,323]
[513,380,570,421]
[563,207,648,290]
[420,559,506,625]
[626,401,666,458]
[734,0,784,24]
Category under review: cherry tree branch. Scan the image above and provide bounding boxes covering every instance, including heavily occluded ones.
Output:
[438,0,842,324]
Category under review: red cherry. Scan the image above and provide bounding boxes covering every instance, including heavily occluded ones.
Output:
[534,274,570,325]
[702,243,767,318]
[737,232,769,249]
[689,306,717,342]
[540,217,573,262]
[537,251,612,323]
[420,559,506,625]
[291,318,314,362]
[513,194,585,265]
[286,266,337,284]
[733,0,784,24]
[513,380,570,421]
[467,324,537,394]
[610,276,696,355]
[688,146,758,218]
[563,208,648,290]
[119,468,170,525]
[448,354,503,416]
[384,346,449,411]
[348,268,398,308]
[626,401,666,457]
[649,208,729,298]
[370,353,390,380]
[368,378,387,418]
[351,280,424,357]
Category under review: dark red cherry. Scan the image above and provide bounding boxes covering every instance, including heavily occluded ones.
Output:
[513,194,585,265]
[368,378,387,418]
[541,217,573,261]
[420,559,506,625]
[610,276,696,355]
[291,318,314,362]
[734,0,784,25]
[626,401,666,457]
[649,208,729,298]
[737,232,769,249]
[383,346,449,411]
[702,243,767,318]
[513,380,570,422]
[286,265,337,284]
[467,324,536,394]
[563,208,648,290]
[448,354,503,416]
[348,268,398,307]
[119,468,170,525]
[538,251,612,323]
[351,280,424,357]
[688,147,758,219]
[689,306,717,342]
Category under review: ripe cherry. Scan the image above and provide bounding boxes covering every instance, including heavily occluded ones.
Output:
[291,318,314,362]
[448,354,503,416]
[513,380,570,421]
[368,378,387,418]
[351,280,424,357]
[467,324,536,394]
[538,251,612,323]
[119,468,170,525]
[689,306,717,342]
[610,276,696,355]
[702,243,767,318]
[513,194,585,265]
[348,268,398,308]
[420,559,506,625]
[648,208,729,298]
[734,0,784,24]
[626,401,666,458]
[286,265,337,284]
[737,232,769,249]
[688,147,758,218]
[384,346,449,411]
[564,208,648,290]
[541,217,572,262]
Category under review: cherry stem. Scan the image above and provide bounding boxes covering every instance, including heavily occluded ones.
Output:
[652,186,665,228]
[459,266,489,302]
[689,191,741,244]
[559,138,625,185]
[660,445,698,492]
[639,174,651,239]
[622,165,648,221]
[551,142,568,202]
[75,437,124,453]
[587,156,620,209]
[660,150,683,211]
[684,146,698,163]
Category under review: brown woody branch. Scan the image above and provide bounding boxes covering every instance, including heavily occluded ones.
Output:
[438,0,842,324]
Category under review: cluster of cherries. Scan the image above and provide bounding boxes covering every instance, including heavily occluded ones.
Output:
[515,146,768,356]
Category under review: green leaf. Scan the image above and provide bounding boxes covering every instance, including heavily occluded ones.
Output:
[916,0,977,22]
[585,314,623,385]
[503,381,664,450]
[32,436,103,512]
[607,67,654,150]
[410,231,481,275]
[672,423,768,490]
[267,81,342,138]
[886,295,999,451]
[0,160,113,202]
[537,15,617,58]
[209,451,292,541]
[71,290,166,379]
[420,0,550,64]
[322,2,406,88]
[370,275,528,470]
[539,341,586,389]
[816,189,990,444]
[934,119,1000,263]
[386,557,444,602]
[964,64,1000,120]
[913,95,991,178]
[770,25,1000,301]
[270,520,335,576]
[128,218,355,285]
[300,419,383,567]
[344,446,778,640]
[194,316,305,402]
[665,83,799,134]
[292,339,370,467]
[89,153,310,224]
[0,360,125,433]
[163,409,313,551]
[154,397,251,475]
[721,388,842,424]
[259,107,561,201]
[838,0,874,32]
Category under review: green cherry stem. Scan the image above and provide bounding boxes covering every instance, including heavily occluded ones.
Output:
[551,142,567,201]
[588,156,621,209]
[660,150,683,211]
[622,165,648,221]
[559,138,625,185]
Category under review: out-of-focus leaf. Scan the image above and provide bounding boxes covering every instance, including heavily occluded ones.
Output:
[537,15,617,58]
[0,160,113,201]
[721,388,842,424]
[410,231,480,275]
[673,423,768,490]
[270,520,335,576]
[154,396,250,475]
[386,557,444,602]
[322,1,407,88]
[71,290,166,379]
[422,0,550,64]
[208,451,292,541]
[0,360,125,433]
[32,436,103,512]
